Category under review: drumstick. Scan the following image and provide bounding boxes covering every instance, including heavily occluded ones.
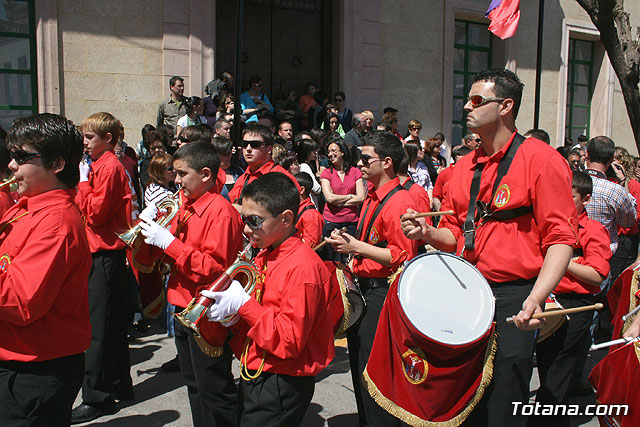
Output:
[414,210,455,218]
[313,227,348,252]
[622,305,640,322]
[590,336,640,351]
[505,303,603,323]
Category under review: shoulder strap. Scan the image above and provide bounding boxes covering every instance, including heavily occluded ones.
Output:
[464,133,527,250]
[356,185,403,243]
[402,179,414,191]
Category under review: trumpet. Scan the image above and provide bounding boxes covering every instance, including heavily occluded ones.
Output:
[0,176,16,190]
[175,245,258,336]
[117,188,181,247]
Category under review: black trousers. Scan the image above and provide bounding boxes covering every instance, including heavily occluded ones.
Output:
[347,283,406,427]
[0,353,84,427]
[241,371,315,427]
[610,233,639,283]
[174,318,238,427]
[321,221,357,262]
[463,282,537,427]
[82,249,132,404]
[531,293,595,427]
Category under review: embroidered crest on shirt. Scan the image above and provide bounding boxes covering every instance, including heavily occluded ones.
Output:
[0,254,11,273]
[369,226,380,244]
[493,184,511,208]
[401,348,429,385]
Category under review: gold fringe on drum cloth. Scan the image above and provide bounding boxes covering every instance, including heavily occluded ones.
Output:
[622,270,639,334]
[334,264,352,339]
[362,331,497,427]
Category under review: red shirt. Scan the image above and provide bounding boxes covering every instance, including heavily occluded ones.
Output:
[555,211,611,295]
[0,186,15,219]
[352,177,418,278]
[401,176,432,226]
[619,178,640,236]
[297,197,324,248]
[76,150,132,252]
[0,189,91,362]
[228,160,300,204]
[164,187,244,308]
[432,164,455,203]
[230,235,336,376]
[439,134,578,283]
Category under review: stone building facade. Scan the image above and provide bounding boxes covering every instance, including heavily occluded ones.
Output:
[1,0,638,154]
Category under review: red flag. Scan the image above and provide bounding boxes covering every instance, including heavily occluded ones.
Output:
[486,0,521,40]
[607,262,640,347]
[589,341,640,426]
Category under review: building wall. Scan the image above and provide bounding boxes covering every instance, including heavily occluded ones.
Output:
[37,0,215,142]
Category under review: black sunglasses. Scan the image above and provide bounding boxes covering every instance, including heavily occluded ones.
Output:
[241,139,265,149]
[178,137,189,143]
[241,212,280,230]
[360,153,382,167]
[10,149,48,165]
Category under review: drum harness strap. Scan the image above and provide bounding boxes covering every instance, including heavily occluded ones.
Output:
[294,203,318,226]
[463,133,531,251]
[234,162,278,204]
[355,185,404,289]
[401,179,414,191]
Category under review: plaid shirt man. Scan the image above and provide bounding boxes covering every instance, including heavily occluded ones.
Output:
[586,174,636,253]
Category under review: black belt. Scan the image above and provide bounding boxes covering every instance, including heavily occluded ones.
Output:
[358,277,389,290]
[488,277,537,288]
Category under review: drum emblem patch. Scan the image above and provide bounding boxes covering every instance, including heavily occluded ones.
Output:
[369,226,380,244]
[401,348,429,385]
[0,254,11,273]
[493,184,510,208]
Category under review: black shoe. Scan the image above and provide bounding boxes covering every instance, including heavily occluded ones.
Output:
[160,356,180,372]
[71,402,116,424]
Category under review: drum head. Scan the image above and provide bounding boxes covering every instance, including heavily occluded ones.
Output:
[397,252,495,346]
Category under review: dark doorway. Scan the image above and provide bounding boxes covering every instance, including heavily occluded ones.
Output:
[216,0,331,104]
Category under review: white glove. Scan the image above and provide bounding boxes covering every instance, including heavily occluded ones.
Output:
[202,280,250,322]
[139,203,158,223]
[139,218,175,250]
[79,161,90,182]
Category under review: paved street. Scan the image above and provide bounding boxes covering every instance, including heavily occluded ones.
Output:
[74,322,604,426]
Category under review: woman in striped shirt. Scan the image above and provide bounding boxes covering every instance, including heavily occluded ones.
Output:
[144,153,177,208]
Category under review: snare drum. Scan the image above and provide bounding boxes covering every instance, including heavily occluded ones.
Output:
[536,297,567,343]
[397,252,495,346]
[334,263,366,338]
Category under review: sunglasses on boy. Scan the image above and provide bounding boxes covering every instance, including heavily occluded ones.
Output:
[241,139,266,149]
[241,212,281,230]
[466,95,506,107]
[10,149,48,165]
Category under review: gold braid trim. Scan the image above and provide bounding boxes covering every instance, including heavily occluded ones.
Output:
[142,291,165,319]
[131,252,156,274]
[362,330,497,427]
[622,270,640,335]
[334,264,351,339]
[387,265,404,287]
[193,334,223,357]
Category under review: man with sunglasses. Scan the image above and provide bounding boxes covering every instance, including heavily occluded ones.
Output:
[137,141,244,427]
[402,69,577,426]
[227,123,299,212]
[0,114,91,426]
[462,132,482,150]
[327,131,418,427]
[241,76,274,123]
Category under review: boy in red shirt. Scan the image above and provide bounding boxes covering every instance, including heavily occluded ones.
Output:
[0,114,91,426]
[138,141,244,427]
[532,171,611,426]
[72,112,133,424]
[294,171,324,248]
[203,172,336,427]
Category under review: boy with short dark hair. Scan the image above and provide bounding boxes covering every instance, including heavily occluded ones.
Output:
[203,172,336,427]
[137,140,243,427]
[0,114,91,426]
[532,171,611,426]
[294,171,324,248]
[73,112,133,424]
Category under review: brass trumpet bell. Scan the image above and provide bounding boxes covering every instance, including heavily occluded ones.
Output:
[117,190,180,247]
[175,250,258,336]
